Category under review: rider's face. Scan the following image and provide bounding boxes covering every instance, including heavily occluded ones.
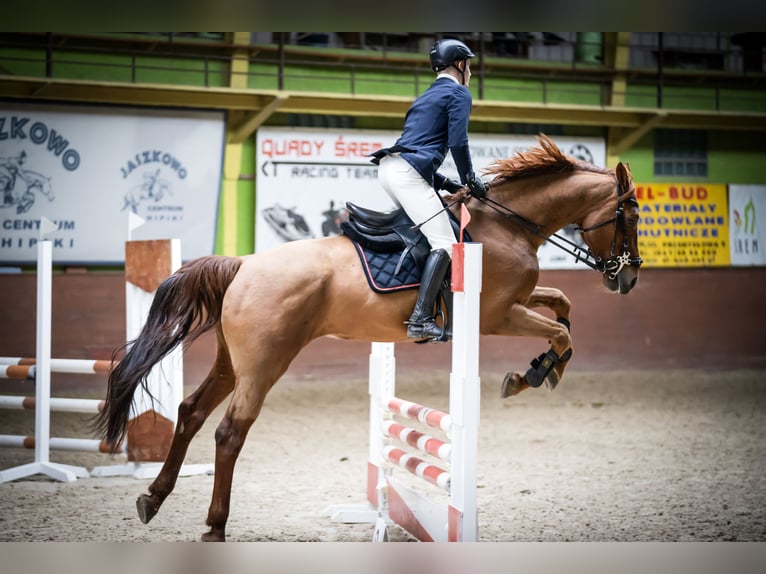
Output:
[459,60,471,87]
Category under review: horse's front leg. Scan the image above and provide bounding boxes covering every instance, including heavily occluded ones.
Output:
[522,286,573,392]
[525,286,572,325]
[497,293,573,398]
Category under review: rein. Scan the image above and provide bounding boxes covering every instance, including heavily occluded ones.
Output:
[476,177,643,279]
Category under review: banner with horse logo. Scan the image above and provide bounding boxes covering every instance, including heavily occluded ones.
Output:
[0,103,224,265]
[255,127,606,269]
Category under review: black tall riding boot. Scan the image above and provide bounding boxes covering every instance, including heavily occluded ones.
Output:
[406,248,451,341]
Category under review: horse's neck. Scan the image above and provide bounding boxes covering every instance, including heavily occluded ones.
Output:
[493,172,613,236]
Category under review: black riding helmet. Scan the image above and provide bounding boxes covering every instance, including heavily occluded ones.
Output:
[429,38,475,72]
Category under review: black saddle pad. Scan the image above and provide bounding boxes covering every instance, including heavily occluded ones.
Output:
[342,210,471,294]
[349,240,424,294]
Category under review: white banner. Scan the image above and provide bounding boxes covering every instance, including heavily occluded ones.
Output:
[729,185,766,265]
[255,127,605,269]
[0,103,224,264]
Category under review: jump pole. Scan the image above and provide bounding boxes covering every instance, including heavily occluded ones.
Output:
[0,358,116,375]
[327,241,482,542]
[0,217,89,483]
[0,359,123,464]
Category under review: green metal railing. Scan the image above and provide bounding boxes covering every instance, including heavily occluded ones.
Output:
[1,33,764,113]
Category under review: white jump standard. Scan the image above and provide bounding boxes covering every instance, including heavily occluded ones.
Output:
[328,241,482,542]
[0,218,89,483]
[0,224,211,482]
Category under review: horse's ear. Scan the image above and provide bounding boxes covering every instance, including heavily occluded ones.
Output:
[615,162,631,189]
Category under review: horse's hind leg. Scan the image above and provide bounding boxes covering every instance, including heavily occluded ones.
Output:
[136,338,235,525]
[201,378,268,542]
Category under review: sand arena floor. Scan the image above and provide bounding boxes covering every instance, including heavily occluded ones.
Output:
[1,357,764,542]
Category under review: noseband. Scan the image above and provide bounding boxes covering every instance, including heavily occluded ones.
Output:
[573,179,643,279]
[478,177,643,280]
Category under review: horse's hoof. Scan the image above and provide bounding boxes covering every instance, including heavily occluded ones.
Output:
[136,495,159,524]
[500,372,528,398]
[201,530,225,542]
[544,369,560,391]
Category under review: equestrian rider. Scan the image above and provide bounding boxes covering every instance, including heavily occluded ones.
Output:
[370,38,488,342]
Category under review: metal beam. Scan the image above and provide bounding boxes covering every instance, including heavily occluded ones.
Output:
[2,75,766,133]
[279,92,411,117]
[229,94,288,143]
[470,102,650,127]
[611,111,669,155]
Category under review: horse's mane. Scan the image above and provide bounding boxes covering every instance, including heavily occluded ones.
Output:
[483,134,610,183]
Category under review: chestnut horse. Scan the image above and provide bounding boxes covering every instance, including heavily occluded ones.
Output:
[95,135,641,541]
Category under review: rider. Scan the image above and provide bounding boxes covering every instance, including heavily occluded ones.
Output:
[370,37,488,342]
[1,150,28,207]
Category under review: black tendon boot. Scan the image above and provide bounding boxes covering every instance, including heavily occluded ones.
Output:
[406,248,451,341]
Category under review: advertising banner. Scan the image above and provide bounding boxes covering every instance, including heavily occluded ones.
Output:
[255,127,606,269]
[729,185,765,266]
[635,183,729,267]
[0,103,224,265]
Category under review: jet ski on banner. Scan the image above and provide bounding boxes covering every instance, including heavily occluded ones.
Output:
[261,203,315,242]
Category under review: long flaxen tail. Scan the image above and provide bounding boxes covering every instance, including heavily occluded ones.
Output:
[93,255,242,451]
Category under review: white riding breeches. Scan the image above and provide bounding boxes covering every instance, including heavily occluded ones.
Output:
[377,154,457,256]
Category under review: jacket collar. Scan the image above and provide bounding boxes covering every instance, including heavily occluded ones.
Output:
[436,72,460,85]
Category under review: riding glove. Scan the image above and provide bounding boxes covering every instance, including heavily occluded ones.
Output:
[440,178,463,193]
[467,174,488,199]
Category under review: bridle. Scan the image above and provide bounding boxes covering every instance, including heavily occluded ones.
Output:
[477,177,643,280]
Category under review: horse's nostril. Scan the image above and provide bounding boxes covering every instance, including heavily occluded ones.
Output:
[630,277,637,289]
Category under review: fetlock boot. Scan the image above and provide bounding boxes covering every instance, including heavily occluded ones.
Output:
[406,248,451,341]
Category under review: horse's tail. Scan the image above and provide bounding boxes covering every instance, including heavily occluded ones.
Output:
[92,255,243,451]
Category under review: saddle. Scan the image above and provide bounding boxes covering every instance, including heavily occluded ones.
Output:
[340,202,469,293]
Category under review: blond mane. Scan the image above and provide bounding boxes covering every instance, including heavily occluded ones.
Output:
[483,134,609,182]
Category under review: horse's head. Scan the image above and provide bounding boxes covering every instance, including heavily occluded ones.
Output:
[577,162,641,294]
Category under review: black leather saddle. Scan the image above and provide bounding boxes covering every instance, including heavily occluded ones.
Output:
[339,202,469,294]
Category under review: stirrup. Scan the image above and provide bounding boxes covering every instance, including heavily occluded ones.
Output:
[406,308,449,343]
[406,321,448,343]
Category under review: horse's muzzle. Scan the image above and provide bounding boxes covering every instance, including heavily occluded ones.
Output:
[603,268,638,294]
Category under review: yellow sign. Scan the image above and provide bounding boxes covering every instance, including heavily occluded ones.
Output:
[635,183,730,267]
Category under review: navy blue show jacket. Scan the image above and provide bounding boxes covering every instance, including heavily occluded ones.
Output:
[370,76,476,191]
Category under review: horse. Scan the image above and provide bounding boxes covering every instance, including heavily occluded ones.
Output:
[0,168,53,214]
[93,134,641,541]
